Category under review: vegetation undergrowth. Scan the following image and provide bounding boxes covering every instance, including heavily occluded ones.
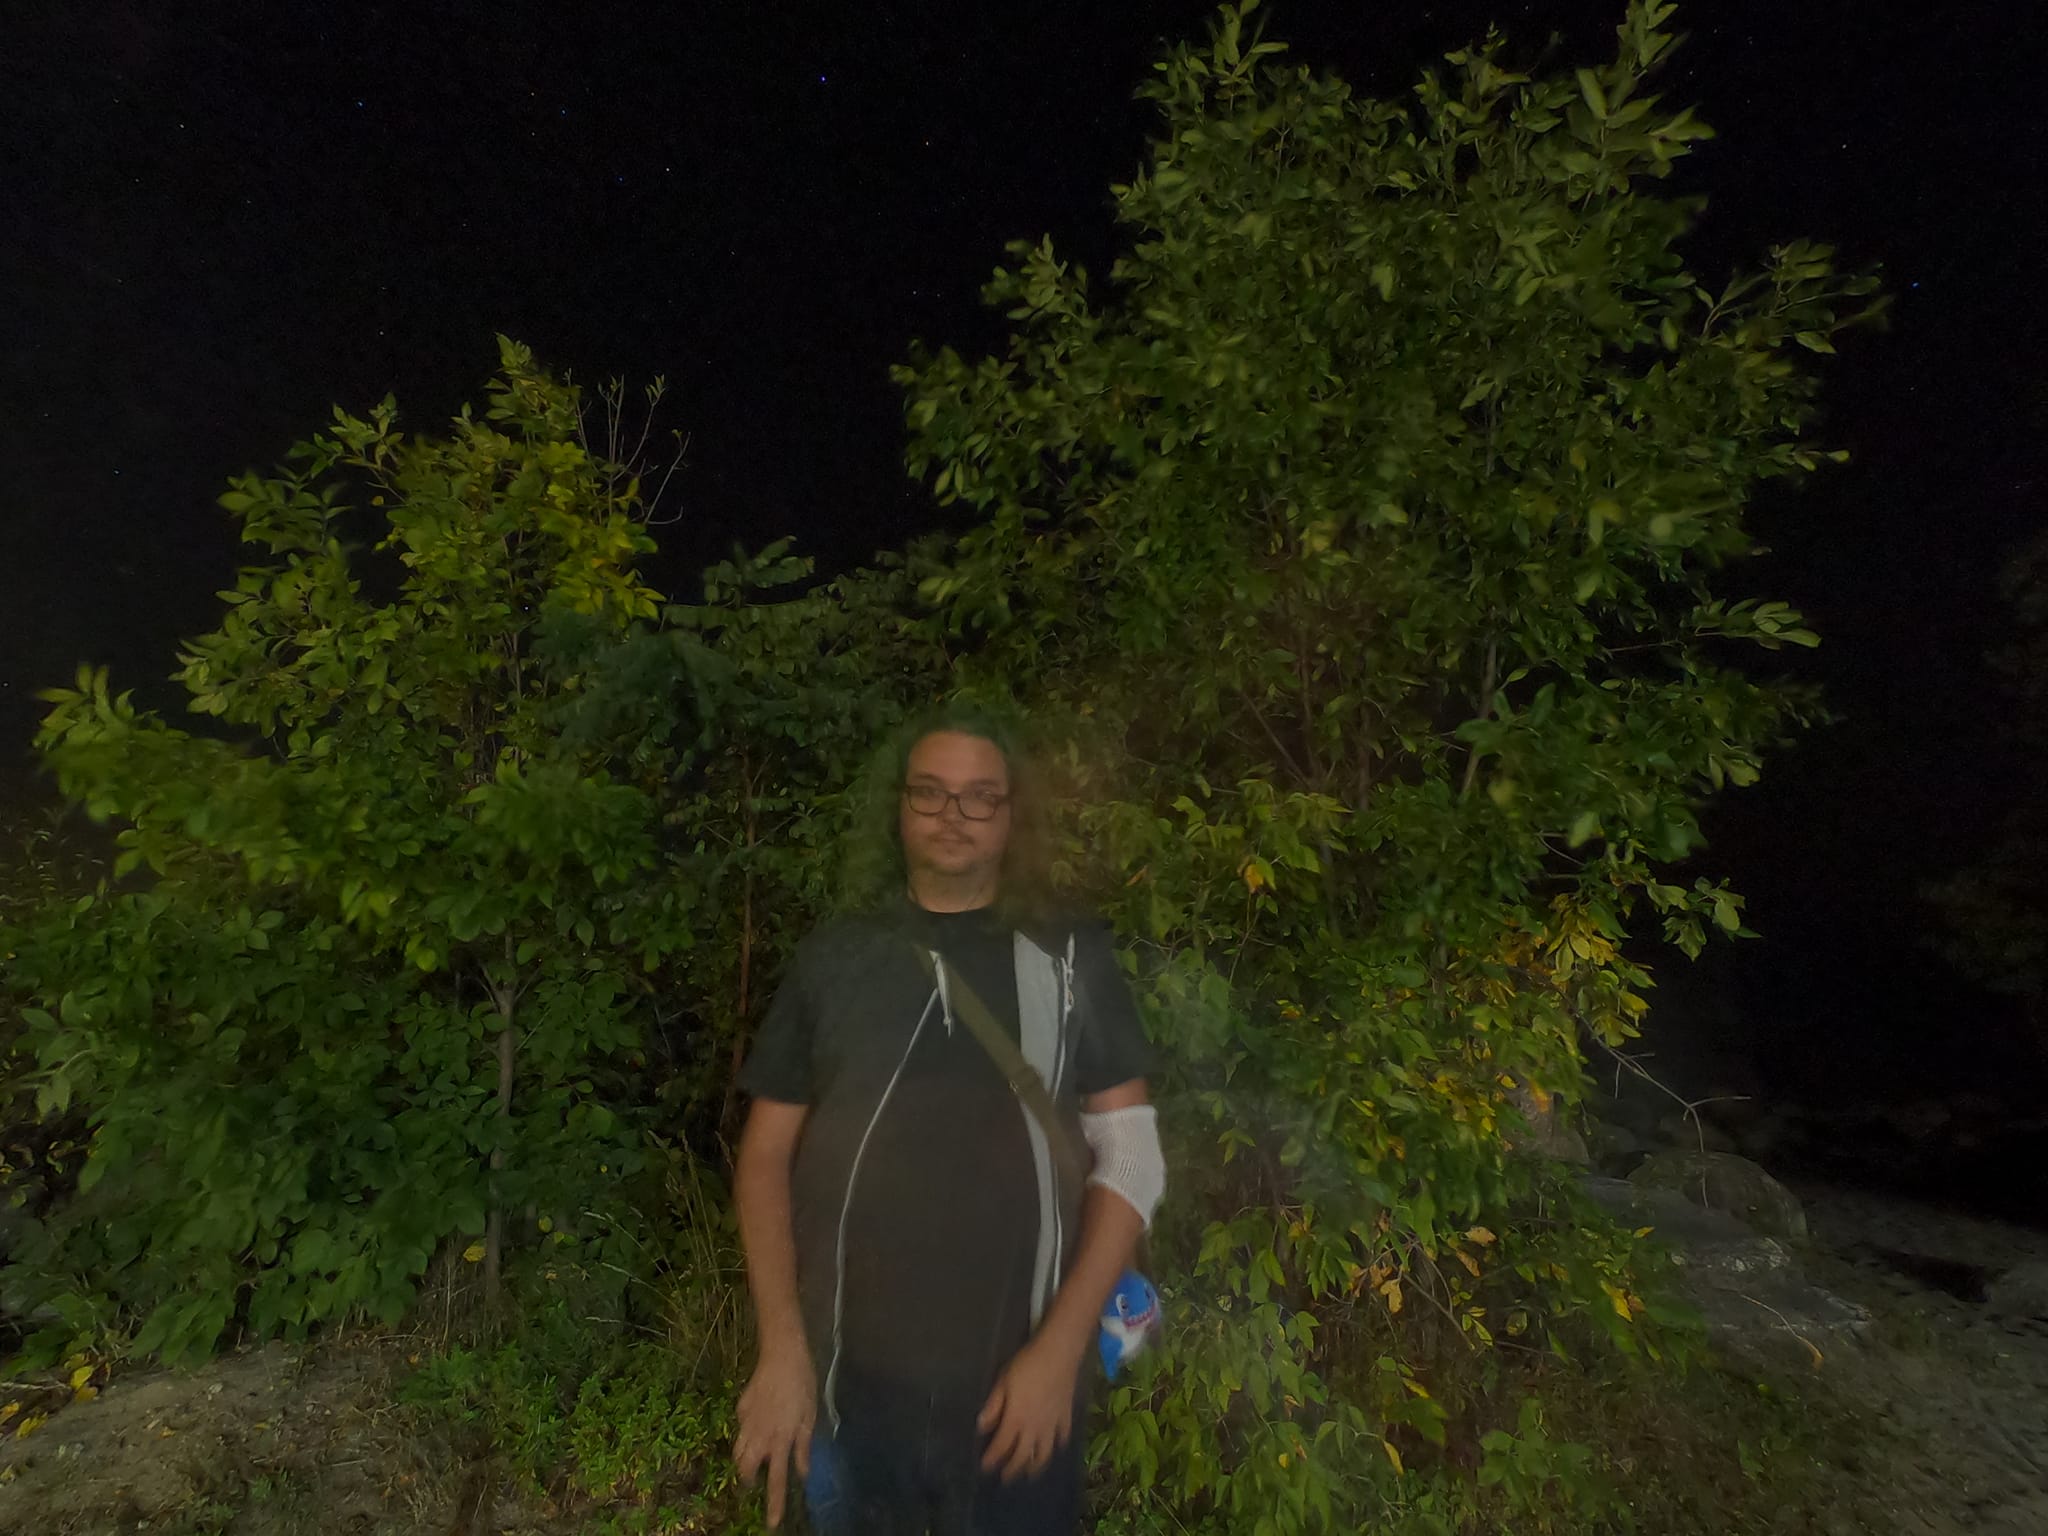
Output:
[397,1152,765,1534]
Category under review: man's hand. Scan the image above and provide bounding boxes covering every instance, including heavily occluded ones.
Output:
[977,1336,1081,1483]
[733,1341,816,1529]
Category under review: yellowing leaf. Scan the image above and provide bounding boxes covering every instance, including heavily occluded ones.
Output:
[462,1242,486,1263]
[15,1412,47,1440]
[537,1216,554,1234]
[1465,1226,1497,1246]
[0,1402,18,1425]
[69,1364,95,1392]
[1381,1439,1405,1475]
[1381,1278,1404,1315]
[1454,1247,1482,1278]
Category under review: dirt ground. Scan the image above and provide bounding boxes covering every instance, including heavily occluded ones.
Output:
[2,1187,2044,1535]
[1785,1182,2048,1536]
[0,1326,595,1536]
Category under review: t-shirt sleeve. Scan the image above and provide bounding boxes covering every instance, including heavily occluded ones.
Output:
[1070,918,1157,1096]
[737,939,817,1104]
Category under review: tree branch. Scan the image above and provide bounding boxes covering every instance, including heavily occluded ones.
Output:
[1234,686,1310,784]
[1458,637,1500,801]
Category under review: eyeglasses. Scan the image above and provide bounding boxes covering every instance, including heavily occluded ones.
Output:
[902,784,1010,821]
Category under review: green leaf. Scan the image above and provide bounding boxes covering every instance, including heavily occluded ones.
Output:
[1576,68,1609,120]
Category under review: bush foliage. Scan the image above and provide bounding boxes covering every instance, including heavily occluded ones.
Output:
[1,4,1881,1531]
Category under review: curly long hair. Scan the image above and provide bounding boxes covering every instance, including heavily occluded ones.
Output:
[832,699,1063,937]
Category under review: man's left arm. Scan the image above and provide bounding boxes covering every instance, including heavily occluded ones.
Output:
[977,1075,1157,1480]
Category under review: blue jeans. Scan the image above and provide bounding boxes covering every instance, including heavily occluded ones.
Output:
[803,1359,1086,1535]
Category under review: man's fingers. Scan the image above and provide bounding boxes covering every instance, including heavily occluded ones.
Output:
[1000,1430,1045,1484]
[796,1425,812,1481]
[981,1413,1020,1473]
[977,1383,1006,1433]
[766,1440,789,1529]
[1005,1422,1048,1481]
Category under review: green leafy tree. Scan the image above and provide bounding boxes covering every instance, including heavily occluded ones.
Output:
[896,3,1878,1529]
[551,537,952,1146]
[7,340,691,1359]
[0,795,105,1262]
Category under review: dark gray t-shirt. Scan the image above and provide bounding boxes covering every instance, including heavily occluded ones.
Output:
[739,897,1154,1394]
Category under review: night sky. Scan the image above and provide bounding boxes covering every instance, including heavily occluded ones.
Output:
[7,4,2045,1156]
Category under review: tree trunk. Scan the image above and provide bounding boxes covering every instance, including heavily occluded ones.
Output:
[718,785,759,1153]
[1458,637,1501,801]
[716,843,757,1155]
[483,972,516,1308]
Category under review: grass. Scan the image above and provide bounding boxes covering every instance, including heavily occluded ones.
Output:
[397,1150,763,1534]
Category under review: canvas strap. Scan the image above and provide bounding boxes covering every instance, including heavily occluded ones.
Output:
[909,939,1153,1271]
[910,941,1091,1190]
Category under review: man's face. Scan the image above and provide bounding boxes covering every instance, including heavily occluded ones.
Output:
[900,730,1012,887]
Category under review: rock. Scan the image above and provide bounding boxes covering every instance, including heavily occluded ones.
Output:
[1725,1104,1800,1165]
[1653,1108,1738,1153]
[1584,1117,1651,1178]
[1985,1259,2048,1320]
[1685,1273,1874,1373]
[1580,1176,1793,1276]
[1890,1098,1955,1143]
[1629,1150,1808,1243]
[1578,1173,1645,1214]
[1577,1173,1869,1373]
[1666,1228,1795,1282]
[1503,1084,1589,1165]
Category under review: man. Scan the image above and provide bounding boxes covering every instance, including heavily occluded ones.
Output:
[731,708,1164,1534]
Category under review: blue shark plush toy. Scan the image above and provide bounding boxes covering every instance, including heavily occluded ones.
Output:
[1098,1268,1161,1381]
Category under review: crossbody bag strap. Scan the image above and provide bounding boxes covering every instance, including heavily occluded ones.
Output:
[909,941,1092,1190]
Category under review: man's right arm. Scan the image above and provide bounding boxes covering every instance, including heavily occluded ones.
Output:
[733,1097,814,1530]
[735,1097,811,1354]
